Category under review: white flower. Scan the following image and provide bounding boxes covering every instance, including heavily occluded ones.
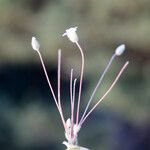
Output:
[31,37,40,51]
[62,27,79,43]
[115,44,125,56]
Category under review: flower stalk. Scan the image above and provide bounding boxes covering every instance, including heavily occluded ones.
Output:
[31,37,66,131]
[31,27,129,150]
[75,41,85,125]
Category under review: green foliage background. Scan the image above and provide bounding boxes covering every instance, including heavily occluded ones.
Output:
[0,0,150,150]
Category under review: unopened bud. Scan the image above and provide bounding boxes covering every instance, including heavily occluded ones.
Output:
[115,44,125,56]
[31,37,40,51]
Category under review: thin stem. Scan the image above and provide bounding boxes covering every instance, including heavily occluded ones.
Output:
[71,78,77,138]
[58,49,61,106]
[36,50,66,130]
[79,53,116,124]
[80,61,129,125]
[70,69,73,117]
[36,50,58,107]
[57,49,66,129]
[75,42,85,125]
[71,78,77,124]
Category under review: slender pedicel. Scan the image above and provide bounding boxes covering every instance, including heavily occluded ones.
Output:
[58,49,61,107]
[72,78,77,124]
[71,78,77,138]
[75,41,85,125]
[70,69,73,117]
[36,50,58,108]
[79,44,126,125]
[31,37,66,130]
[58,49,65,127]
[80,61,129,125]
[79,53,116,125]
[62,27,83,124]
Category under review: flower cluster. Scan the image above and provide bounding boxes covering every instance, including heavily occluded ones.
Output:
[31,27,129,150]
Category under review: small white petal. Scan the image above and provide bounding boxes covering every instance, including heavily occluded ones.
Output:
[65,132,69,140]
[115,44,125,56]
[63,141,70,148]
[66,118,71,128]
[31,37,40,51]
[62,32,67,37]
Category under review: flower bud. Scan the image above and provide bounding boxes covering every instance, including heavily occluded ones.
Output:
[31,37,40,51]
[115,44,125,56]
[62,27,79,43]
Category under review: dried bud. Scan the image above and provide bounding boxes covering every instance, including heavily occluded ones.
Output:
[115,44,125,56]
[62,27,79,43]
[31,37,40,51]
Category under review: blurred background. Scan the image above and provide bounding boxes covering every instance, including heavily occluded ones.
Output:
[0,0,150,150]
